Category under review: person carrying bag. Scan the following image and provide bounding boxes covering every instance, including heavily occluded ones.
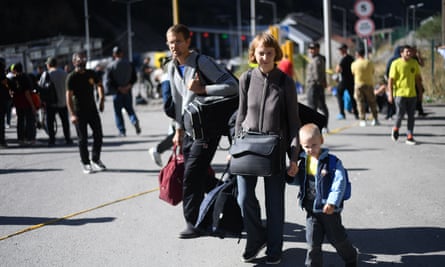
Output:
[231,33,300,264]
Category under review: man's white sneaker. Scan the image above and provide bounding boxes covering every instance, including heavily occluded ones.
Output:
[82,164,93,174]
[359,120,367,127]
[91,160,106,171]
[149,147,163,167]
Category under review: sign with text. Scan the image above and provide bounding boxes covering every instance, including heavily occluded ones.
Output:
[355,18,375,37]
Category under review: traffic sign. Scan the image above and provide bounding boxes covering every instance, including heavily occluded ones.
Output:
[354,0,374,18]
[355,18,375,37]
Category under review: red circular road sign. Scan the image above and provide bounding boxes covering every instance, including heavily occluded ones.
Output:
[354,0,375,18]
[355,18,375,37]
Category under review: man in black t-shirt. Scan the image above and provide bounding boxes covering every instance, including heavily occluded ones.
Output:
[335,44,358,120]
[66,51,106,174]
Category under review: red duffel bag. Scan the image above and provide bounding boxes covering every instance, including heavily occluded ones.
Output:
[158,147,184,206]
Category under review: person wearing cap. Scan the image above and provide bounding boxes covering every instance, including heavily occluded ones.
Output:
[335,44,358,120]
[66,51,107,174]
[39,57,72,146]
[305,42,329,131]
[104,46,141,137]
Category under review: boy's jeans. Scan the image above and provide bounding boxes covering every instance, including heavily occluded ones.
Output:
[305,212,357,267]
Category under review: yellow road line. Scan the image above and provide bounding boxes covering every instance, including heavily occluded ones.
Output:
[326,122,358,135]
[0,188,159,241]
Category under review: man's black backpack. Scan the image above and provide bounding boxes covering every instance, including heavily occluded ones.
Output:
[38,71,58,105]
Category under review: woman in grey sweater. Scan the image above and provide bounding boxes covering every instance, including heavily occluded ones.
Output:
[235,32,301,264]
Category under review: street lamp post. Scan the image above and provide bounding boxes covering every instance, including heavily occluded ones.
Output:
[259,0,277,24]
[410,2,424,32]
[332,5,346,39]
[113,0,143,62]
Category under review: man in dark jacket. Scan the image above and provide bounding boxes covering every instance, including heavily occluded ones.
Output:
[104,46,141,137]
[305,42,329,131]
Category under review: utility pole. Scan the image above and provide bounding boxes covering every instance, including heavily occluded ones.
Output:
[172,0,179,24]
[84,0,91,61]
[113,0,142,62]
[323,0,332,70]
[442,0,445,45]
[250,0,256,38]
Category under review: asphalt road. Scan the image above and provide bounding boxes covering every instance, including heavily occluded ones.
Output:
[1,89,444,267]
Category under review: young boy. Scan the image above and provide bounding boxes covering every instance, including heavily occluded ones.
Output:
[288,123,357,267]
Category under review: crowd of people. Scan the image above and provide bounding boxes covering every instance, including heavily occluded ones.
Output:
[1,22,430,266]
[0,46,147,173]
[326,43,425,144]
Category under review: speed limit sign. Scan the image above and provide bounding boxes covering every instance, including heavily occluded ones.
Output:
[354,0,374,18]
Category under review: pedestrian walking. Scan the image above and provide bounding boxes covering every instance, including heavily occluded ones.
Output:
[305,42,329,132]
[165,24,238,239]
[387,45,424,145]
[288,123,358,267]
[104,46,141,137]
[335,44,358,120]
[9,63,37,146]
[66,51,106,174]
[39,57,72,146]
[350,48,379,127]
[149,58,174,167]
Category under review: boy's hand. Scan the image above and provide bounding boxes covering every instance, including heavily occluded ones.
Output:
[323,204,335,215]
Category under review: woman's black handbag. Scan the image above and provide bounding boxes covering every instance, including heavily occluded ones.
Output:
[229,132,281,177]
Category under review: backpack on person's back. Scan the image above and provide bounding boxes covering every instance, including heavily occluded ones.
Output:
[38,71,58,105]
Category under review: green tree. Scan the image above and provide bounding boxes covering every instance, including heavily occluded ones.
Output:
[416,15,442,42]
